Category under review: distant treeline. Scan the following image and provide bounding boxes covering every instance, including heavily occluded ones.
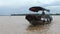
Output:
[11,14,60,16]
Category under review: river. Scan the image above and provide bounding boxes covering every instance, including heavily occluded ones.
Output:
[0,16,60,34]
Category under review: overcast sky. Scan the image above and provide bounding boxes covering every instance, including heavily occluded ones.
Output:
[0,0,59,6]
[0,0,60,15]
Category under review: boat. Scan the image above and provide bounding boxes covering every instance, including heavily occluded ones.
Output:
[25,6,53,26]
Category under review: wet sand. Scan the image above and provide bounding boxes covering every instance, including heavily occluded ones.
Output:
[0,16,60,34]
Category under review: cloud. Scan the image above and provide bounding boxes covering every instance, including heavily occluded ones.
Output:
[0,0,60,15]
[45,6,60,14]
[38,0,54,4]
[0,0,59,6]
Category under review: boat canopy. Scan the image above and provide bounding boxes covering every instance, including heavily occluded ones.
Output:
[29,6,50,12]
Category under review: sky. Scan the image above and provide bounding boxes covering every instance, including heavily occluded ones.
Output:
[0,0,60,15]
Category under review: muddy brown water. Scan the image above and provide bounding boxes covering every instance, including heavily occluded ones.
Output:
[0,16,60,34]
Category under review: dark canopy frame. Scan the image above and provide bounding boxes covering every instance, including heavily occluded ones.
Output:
[29,6,50,12]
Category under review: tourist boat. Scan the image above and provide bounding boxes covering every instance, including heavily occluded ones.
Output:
[25,6,53,26]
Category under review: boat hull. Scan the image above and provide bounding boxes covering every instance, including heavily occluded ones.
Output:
[25,14,53,26]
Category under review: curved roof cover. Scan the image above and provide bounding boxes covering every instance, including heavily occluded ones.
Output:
[29,6,46,12]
